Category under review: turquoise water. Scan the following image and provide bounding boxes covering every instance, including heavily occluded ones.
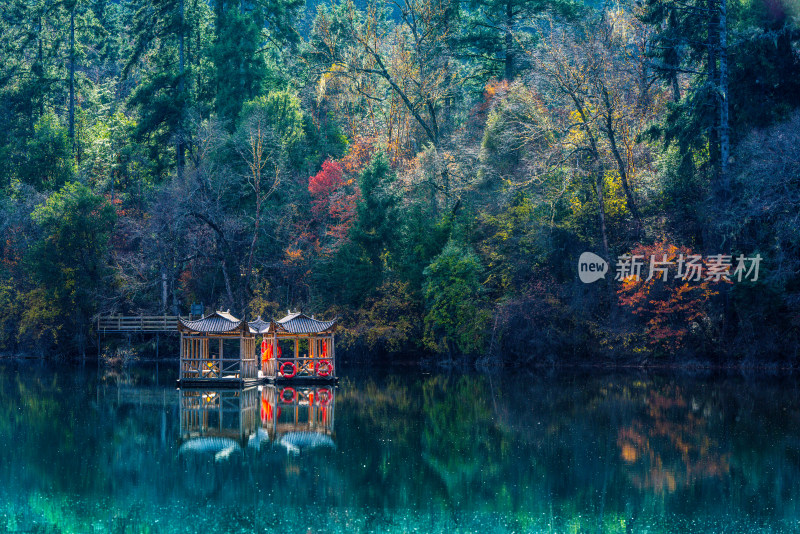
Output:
[1,362,800,533]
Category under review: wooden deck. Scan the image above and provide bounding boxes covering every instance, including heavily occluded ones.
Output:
[178,377,261,388]
[97,315,191,333]
[271,374,338,384]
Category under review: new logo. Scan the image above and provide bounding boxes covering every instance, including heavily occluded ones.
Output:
[578,252,608,283]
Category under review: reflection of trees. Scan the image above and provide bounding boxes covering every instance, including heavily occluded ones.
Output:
[616,383,730,493]
[3,365,800,531]
[421,376,505,505]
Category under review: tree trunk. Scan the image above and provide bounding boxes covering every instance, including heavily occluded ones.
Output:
[601,87,643,236]
[718,0,730,197]
[162,269,168,312]
[221,259,235,312]
[707,0,720,187]
[595,173,610,260]
[504,1,514,81]
[69,8,75,145]
[571,96,611,258]
[177,0,185,179]
[671,74,681,103]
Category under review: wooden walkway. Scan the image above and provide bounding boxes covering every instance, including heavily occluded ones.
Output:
[97,315,190,333]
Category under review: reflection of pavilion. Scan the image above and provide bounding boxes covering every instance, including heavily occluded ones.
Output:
[177,385,335,459]
[260,385,335,454]
[178,388,260,459]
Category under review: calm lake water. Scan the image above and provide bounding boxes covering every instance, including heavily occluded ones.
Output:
[1,361,800,533]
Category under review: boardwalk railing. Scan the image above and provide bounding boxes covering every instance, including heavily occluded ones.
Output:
[97,315,189,333]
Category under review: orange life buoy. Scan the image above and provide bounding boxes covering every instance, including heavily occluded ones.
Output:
[316,359,332,377]
[280,361,296,378]
[317,388,332,406]
[280,387,296,403]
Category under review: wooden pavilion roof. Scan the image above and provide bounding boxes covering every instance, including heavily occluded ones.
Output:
[248,316,270,333]
[249,312,337,335]
[178,310,254,335]
[178,310,336,336]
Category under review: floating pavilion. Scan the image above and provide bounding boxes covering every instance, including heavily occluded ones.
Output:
[178,311,259,387]
[252,312,337,382]
[177,310,337,388]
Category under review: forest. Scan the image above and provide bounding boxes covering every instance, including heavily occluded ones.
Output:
[0,0,798,364]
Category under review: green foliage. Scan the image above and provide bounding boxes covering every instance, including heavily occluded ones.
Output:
[458,0,580,82]
[423,241,490,355]
[213,0,303,122]
[17,114,75,192]
[322,152,399,306]
[213,7,269,122]
[352,153,399,266]
[81,111,147,199]
[240,91,306,153]
[353,281,422,353]
[24,182,115,351]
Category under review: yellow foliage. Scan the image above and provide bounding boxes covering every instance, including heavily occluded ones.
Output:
[602,170,628,219]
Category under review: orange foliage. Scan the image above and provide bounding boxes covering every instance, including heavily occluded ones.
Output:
[178,269,193,293]
[617,242,723,350]
[284,247,304,263]
[617,384,730,494]
[341,136,377,175]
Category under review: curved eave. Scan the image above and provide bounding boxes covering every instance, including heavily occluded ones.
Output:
[178,317,251,335]
[269,316,338,335]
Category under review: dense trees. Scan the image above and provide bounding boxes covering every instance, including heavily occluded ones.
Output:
[0,0,797,362]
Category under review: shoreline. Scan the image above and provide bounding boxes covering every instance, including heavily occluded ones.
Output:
[1,352,797,375]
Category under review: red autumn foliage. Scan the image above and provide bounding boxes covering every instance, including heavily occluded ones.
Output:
[617,242,724,351]
[308,159,345,218]
[307,157,360,248]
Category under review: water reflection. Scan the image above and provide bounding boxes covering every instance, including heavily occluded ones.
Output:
[1,364,800,532]
[177,385,337,460]
[260,385,335,454]
[615,382,730,493]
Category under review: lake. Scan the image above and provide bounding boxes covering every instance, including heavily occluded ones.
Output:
[1,361,799,533]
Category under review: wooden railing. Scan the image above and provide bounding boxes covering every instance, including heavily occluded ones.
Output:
[97,315,189,333]
[264,356,335,379]
[181,356,257,380]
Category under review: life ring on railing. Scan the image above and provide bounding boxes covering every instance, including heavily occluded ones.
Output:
[280,387,296,404]
[280,361,296,378]
[317,388,331,407]
[316,359,332,377]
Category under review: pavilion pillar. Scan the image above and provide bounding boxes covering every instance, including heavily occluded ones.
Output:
[272,332,277,378]
[179,334,184,378]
